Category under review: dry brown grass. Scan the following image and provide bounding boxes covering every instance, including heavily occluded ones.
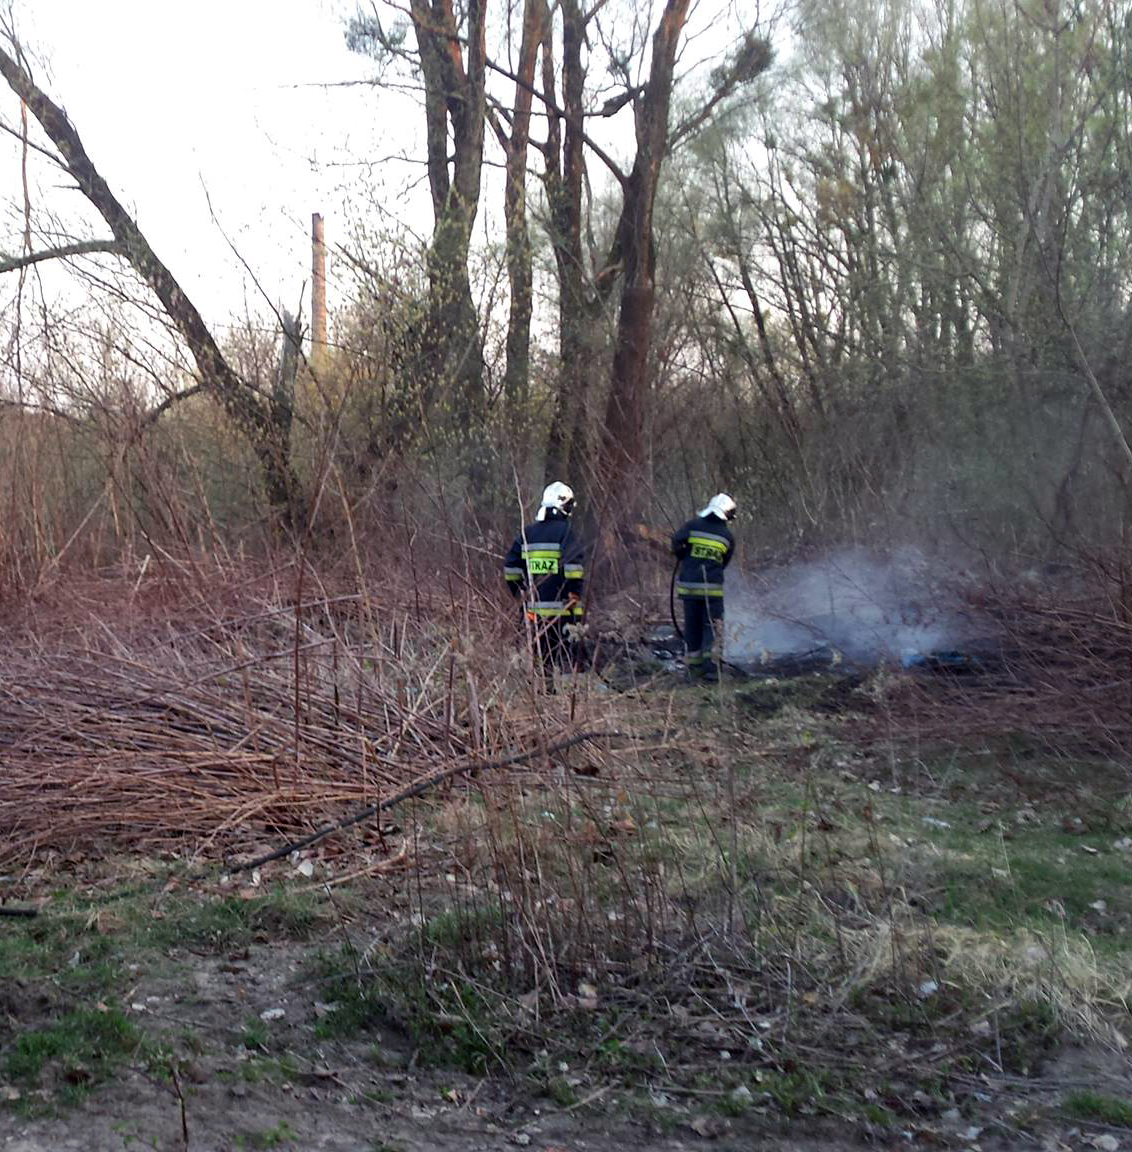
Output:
[0,548,612,869]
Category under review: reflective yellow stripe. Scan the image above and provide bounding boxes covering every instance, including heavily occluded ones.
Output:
[677,583,724,598]
[530,599,582,617]
[523,548,561,574]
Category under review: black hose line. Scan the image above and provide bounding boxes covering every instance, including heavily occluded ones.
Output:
[670,560,683,641]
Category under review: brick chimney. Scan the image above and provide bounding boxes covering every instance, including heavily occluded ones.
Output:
[311,212,327,369]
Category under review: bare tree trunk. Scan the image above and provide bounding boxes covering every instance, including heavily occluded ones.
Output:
[276,309,301,465]
[409,0,487,437]
[0,42,305,529]
[597,0,692,523]
[542,0,580,481]
[501,0,543,443]
[543,0,603,486]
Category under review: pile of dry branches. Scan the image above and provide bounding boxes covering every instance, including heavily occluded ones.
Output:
[882,582,1132,760]
[0,561,548,868]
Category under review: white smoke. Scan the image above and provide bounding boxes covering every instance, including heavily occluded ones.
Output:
[724,547,968,667]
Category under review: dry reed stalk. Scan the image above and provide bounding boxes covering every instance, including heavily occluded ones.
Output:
[0,559,588,868]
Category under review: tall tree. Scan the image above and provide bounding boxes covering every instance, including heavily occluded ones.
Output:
[541,0,609,485]
[0,36,305,529]
[408,0,488,432]
[348,0,488,479]
[595,13,772,523]
[491,0,544,442]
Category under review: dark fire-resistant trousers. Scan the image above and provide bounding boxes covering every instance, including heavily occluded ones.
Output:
[682,596,724,681]
[530,616,582,690]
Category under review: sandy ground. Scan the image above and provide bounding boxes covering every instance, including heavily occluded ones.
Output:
[0,1076,858,1152]
[0,937,867,1152]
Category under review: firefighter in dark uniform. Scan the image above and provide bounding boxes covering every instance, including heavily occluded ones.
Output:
[503,482,585,688]
[671,493,737,682]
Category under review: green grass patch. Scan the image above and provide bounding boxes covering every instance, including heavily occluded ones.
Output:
[898,740,1132,814]
[4,1008,138,1100]
[925,826,1130,936]
[991,1000,1062,1076]
[309,961,389,1042]
[0,884,322,1004]
[310,948,501,1074]
[239,1016,271,1052]
[423,904,504,951]
[238,1054,300,1086]
[0,912,120,1001]
[543,1075,579,1107]
[0,881,326,1116]
[1063,1091,1132,1128]
[236,1119,295,1150]
[141,887,322,953]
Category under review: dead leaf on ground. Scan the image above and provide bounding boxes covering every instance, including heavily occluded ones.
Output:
[690,1114,726,1138]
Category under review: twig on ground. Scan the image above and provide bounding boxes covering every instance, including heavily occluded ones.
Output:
[233,729,631,873]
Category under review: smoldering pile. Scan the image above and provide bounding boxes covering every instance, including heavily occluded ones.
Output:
[722,547,990,675]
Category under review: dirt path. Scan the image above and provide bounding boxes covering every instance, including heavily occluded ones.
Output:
[0,1065,860,1152]
[0,935,864,1152]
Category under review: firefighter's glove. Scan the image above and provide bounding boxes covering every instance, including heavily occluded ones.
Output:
[563,621,588,644]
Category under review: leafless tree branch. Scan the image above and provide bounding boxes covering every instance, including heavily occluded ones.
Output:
[0,239,123,275]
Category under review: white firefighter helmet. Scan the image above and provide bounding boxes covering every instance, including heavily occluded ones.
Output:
[536,481,576,521]
[699,492,737,521]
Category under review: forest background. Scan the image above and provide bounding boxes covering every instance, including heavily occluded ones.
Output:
[2,0,1127,594]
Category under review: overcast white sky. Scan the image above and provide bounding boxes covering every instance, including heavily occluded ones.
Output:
[2,0,424,331]
[2,0,764,354]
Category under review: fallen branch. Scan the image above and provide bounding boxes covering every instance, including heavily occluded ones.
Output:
[231,729,628,873]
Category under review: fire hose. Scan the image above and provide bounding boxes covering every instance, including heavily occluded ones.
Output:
[669,560,683,641]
